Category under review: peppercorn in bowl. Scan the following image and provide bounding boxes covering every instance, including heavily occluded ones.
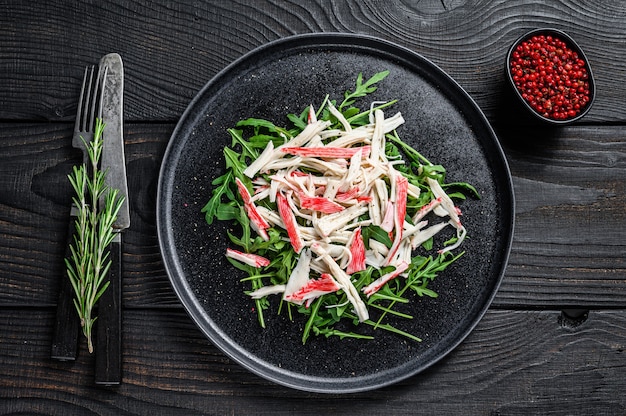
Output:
[506,28,595,124]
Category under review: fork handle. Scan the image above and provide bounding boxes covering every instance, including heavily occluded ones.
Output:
[95,234,122,385]
[51,207,80,361]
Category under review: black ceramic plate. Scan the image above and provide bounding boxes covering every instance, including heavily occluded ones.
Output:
[157,33,514,393]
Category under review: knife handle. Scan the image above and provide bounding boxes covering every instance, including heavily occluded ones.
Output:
[95,234,122,385]
[51,210,80,361]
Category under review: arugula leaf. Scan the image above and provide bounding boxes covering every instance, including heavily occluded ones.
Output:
[236,118,281,133]
[362,225,393,249]
[444,181,481,199]
[387,130,433,166]
[236,118,292,140]
[338,70,390,111]
[223,147,245,180]
[201,171,233,224]
[215,203,239,221]
[302,297,324,344]
[313,327,374,340]
[287,112,307,130]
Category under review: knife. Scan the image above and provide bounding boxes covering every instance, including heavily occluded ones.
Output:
[94,53,129,385]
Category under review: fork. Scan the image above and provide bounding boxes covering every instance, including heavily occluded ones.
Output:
[51,65,106,361]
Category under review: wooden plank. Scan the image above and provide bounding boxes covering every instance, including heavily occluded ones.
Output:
[0,122,625,308]
[0,308,624,414]
[497,125,626,307]
[0,1,624,122]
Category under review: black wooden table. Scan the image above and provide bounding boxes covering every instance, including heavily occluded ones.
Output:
[1,1,625,414]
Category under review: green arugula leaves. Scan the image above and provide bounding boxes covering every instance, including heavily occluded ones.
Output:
[201,71,477,344]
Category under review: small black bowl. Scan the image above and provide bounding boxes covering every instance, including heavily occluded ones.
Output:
[505,28,596,125]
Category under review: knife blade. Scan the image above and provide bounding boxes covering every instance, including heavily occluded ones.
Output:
[94,53,128,385]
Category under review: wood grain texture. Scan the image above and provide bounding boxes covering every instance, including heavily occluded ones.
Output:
[498,124,626,308]
[0,0,625,123]
[1,122,624,308]
[0,308,624,415]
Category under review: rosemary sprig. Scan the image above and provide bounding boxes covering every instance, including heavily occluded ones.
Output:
[65,118,124,353]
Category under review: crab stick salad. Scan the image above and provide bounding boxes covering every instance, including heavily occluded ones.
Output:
[203,71,477,343]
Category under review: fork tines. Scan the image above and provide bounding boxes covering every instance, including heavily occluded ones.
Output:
[73,65,107,156]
